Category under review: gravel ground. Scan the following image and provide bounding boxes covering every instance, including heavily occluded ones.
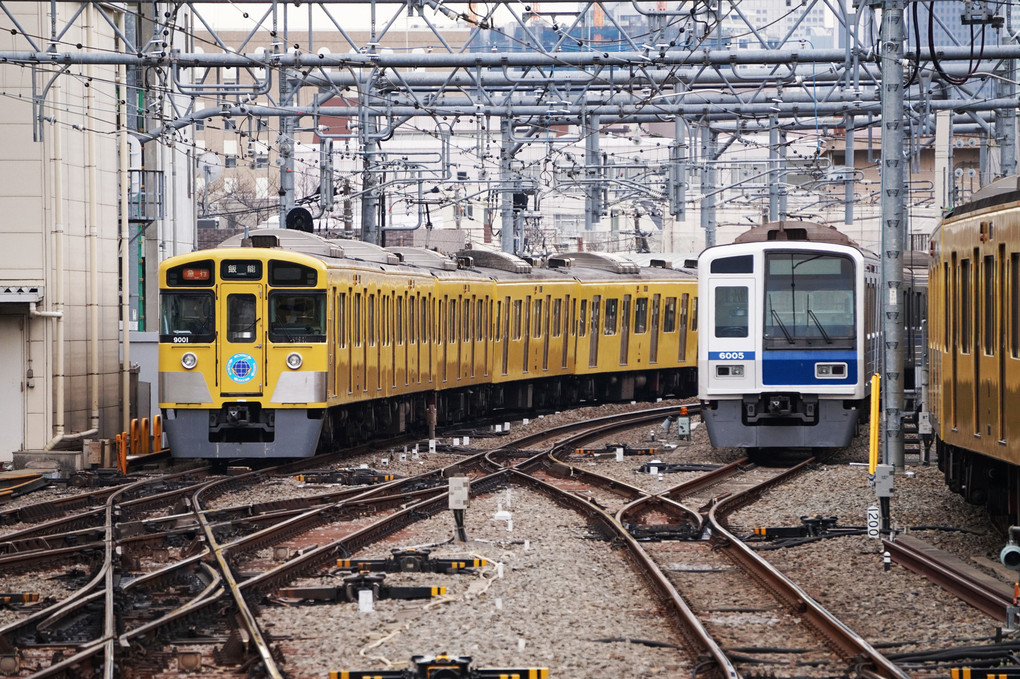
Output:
[3,399,1015,676]
[265,489,688,678]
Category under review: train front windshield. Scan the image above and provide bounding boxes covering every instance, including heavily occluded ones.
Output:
[160,292,215,342]
[763,252,855,347]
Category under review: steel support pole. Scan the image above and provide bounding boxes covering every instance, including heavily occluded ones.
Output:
[996,59,1016,178]
[880,0,906,469]
[500,122,515,254]
[700,125,718,247]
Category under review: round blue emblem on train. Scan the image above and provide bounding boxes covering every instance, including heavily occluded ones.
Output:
[227,353,256,383]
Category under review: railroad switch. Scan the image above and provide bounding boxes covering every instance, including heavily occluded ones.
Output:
[746,515,858,546]
[275,573,445,604]
[335,548,487,574]
[330,653,549,679]
[576,444,658,458]
[0,592,40,606]
[635,462,721,474]
[293,468,397,485]
[69,469,130,488]
[623,522,698,541]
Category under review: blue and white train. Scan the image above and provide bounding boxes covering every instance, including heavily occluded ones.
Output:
[698,221,886,449]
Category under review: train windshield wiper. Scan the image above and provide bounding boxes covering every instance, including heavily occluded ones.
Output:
[806,309,832,344]
[769,308,794,344]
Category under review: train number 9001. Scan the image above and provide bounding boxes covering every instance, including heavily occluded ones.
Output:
[716,351,745,360]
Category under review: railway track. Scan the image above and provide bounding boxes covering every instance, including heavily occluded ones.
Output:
[0,403,975,678]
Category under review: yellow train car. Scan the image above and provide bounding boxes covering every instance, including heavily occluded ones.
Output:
[567,253,698,401]
[929,176,1020,519]
[159,229,699,459]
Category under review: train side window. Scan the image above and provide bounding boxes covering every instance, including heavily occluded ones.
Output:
[579,299,588,337]
[984,255,995,355]
[634,297,648,333]
[477,299,484,341]
[338,293,347,348]
[961,259,971,353]
[421,297,429,344]
[408,295,415,344]
[552,299,562,337]
[512,300,522,340]
[714,286,748,338]
[397,296,404,345]
[943,265,950,353]
[450,299,459,344]
[692,297,698,332]
[663,297,677,332]
[354,293,362,347]
[710,255,753,274]
[495,299,502,339]
[604,299,618,335]
[534,299,543,337]
[1012,255,1019,358]
[368,295,376,347]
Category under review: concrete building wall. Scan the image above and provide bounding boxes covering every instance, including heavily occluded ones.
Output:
[0,4,126,460]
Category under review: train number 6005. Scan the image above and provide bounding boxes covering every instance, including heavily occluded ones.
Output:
[717,352,744,360]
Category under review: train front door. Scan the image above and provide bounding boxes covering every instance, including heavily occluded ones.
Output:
[218,283,265,396]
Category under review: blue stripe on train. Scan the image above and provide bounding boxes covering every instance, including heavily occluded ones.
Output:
[761,349,857,386]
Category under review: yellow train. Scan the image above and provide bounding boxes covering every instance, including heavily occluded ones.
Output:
[158,228,699,458]
[929,175,1020,520]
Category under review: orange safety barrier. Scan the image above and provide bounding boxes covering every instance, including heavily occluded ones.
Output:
[116,433,127,473]
[140,418,150,455]
[129,419,140,458]
[152,415,163,452]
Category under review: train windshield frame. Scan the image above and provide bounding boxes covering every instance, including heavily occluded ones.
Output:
[763,251,856,349]
[160,291,216,343]
[268,291,327,343]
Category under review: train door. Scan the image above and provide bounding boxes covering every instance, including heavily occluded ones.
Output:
[542,295,550,372]
[650,294,660,364]
[218,283,264,395]
[523,295,531,373]
[678,293,690,361]
[589,296,601,368]
[620,295,631,366]
[978,252,1000,439]
[708,279,755,384]
[560,296,570,369]
[501,297,510,376]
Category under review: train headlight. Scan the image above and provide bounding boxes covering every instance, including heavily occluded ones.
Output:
[286,352,303,369]
[716,365,744,377]
[181,352,198,370]
[815,363,847,378]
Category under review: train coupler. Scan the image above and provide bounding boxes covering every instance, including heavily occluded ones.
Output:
[329,654,549,679]
[275,573,445,604]
[335,548,487,574]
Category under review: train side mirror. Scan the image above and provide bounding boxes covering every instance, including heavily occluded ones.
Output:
[1001,530,1020,570]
